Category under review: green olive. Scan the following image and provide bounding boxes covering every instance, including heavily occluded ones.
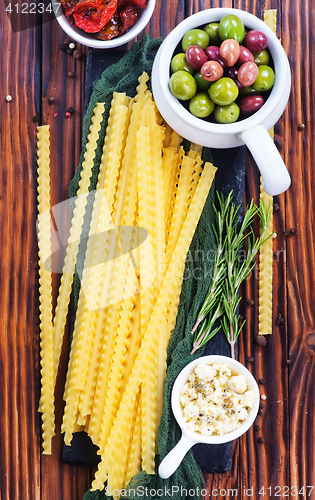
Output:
[252,65,275,91]
[203,22,221,45]
[169,71,197,100]
[189,92,215,117]
[213,102,240,123]
[171,53,195,74]
[182,29,210,51]
[219,14,245,43]
[253,49,270,66]
[194,71,212,91]
[208,77,239,106]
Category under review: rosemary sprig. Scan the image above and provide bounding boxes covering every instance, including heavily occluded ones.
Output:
[191,191,272,357]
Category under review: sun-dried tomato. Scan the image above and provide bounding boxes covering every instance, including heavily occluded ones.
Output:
[129,0,148,8]
[119,3,138,35]
[96,10,120,39]
[73,0,117,33]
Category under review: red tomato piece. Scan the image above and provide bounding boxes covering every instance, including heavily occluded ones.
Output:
[130,0,148,8]
[119,3,138,34]
[73,0,117,33]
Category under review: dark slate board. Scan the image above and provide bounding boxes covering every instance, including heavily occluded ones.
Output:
[62,48,246,475]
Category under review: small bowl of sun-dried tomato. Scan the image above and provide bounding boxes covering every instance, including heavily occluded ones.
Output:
[53,0,155,48]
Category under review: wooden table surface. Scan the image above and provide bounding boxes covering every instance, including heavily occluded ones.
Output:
[1,0,315,498]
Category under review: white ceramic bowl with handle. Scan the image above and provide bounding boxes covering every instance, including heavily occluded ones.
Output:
[53,0,156,49]
[152,8,291,196]
[158,355,260,479]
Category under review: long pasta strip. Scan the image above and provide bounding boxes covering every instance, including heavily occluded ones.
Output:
[91,162,216,491]
[165,146,184,248]
[37,125,54,454]
[258,9,276,335]
[124,388,142,487]
[166,154,196,263]
[52,102,105,383]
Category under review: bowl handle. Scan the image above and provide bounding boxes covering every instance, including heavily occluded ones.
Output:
[238,124,291,196]
[158,432,195,479]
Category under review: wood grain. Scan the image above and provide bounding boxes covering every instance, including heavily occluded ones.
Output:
[0,0,315,499]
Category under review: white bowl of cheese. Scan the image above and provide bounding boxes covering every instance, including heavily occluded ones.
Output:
[158,355,260,479]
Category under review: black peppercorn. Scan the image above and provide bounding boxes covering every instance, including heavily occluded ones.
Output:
[290,228,296,235]
[258,409,265,416]
[247,299,254,306]
[286,359,292,365]
[68,71,74,78]
[273,203,280,211]
[59,43,68,52]
[67,107,74,114]
[246,356,254,363]
[73,49,82,59]
[259,378,266,385]
[254,425,260,432]
[32,114,39,122]
[258,437,265,443]
[48,96,55,105]
[259,402,265,409]
[284,229,290,236]
[255,335,267,347]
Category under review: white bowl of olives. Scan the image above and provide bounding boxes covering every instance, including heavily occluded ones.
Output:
[152,8,291,196]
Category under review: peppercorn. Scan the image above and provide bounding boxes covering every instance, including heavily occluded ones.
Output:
[246,356,254,363]
[247,299,254,306]
[273,203,280,211]
[297,123,305,130]
[59,43,68,52]
[286,359,292,365]
[67,48,74,56]
[73,49,82,59]
[48,96,55,105]
[258,437,265,443]
[67,107,74,114]
[276,314,285,325]
[258,409,265,416]
[259,402,265,409]
[254,425,260,432]
[255,335,267,347]
[32,114,39,122]
[284,229,290,236]
[290,228,296,235]
[68,71,74,78]
[259,378,266,385]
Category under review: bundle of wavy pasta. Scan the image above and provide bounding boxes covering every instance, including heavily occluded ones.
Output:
[258,9,277,335]
[37,125,54,454]
[52,102,105,394]
[49,72,218,496]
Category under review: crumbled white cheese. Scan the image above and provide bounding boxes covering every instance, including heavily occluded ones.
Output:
[179,363,255,436]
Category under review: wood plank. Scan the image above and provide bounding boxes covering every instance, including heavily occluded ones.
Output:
[0,7,42,500]
[39,15,91,500]
[281,0,315,493]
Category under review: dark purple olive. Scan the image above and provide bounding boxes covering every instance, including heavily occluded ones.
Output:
[186,45,208,70]
[244,30,268,52]
[239,95,264,115]
[236,46,255,67]
[205,45,226,68]
[225,67,244,90]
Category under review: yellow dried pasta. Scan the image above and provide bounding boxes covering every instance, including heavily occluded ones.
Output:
[91,162,216,491]
[37,125,54,454]
[52,102,105,386]
[258,9,277,335]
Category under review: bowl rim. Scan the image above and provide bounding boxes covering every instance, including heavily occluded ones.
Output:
[153,7,291,135]
[171,354,260,445]
[52,0,156,49]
